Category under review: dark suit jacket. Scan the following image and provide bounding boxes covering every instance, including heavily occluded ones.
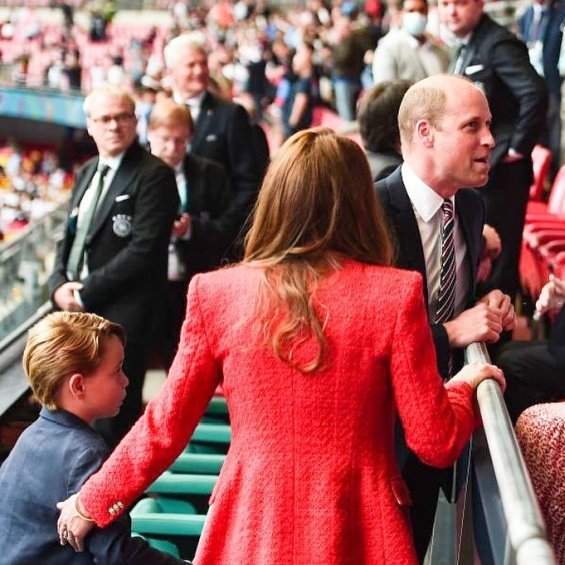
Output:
[549,307,565,366]
[0,407,184,564]
[458,14,548,167]
[190,91,268,239]
[376,168,485,378]
[49,143,179,344]
[176,153,232,277]
[519,1,565,99]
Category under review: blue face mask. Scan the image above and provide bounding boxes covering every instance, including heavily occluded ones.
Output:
[402,12,428,37]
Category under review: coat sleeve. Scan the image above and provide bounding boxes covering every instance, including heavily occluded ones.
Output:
[490,33,548,156]
[79,274,221,527]
[389,272,477,468]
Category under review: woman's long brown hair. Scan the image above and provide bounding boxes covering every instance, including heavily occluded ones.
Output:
[244,128,394,372]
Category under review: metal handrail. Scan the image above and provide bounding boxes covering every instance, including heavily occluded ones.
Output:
[466,342,556,564]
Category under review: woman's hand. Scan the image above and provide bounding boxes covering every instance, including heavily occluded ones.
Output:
[56,493,95,552]
[451,362,505,392]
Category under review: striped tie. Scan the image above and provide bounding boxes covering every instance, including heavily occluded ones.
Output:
[436,199,456,377]
[436,199,456,324]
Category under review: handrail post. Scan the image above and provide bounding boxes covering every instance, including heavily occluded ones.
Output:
[466,342,556,564]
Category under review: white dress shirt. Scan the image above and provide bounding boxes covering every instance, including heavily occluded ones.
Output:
[174,90,206,123]
[401,163,470,322]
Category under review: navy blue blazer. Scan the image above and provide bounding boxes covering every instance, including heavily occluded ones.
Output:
[376,168,485,378]
[48,142,179,344]
[0,407,184,564]
[456,14,548,167]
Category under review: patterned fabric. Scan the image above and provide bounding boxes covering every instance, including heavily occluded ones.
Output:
[435,199,456,325]
[79,260,480,565]
[516,402,565,563]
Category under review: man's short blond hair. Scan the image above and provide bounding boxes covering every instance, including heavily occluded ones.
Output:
[83,84,135,117]
[398,83,447,148]
[23,312,126,410]
[148,98,193,133]
[164,33,207,69]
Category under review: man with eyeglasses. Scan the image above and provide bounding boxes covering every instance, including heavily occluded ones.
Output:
[49,84,179,449]
[164,33,269,257]
[147,98,231,368]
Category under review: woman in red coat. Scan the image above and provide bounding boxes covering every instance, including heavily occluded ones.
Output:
[57,128,504,564]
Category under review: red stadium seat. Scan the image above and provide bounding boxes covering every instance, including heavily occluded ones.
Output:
[530,145,552,201]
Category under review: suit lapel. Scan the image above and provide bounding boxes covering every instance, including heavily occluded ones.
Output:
[384,170,430,305]
[72,161,97,209]
[190,92,215,150]
[183,155,203,214]
[88,144,138,239]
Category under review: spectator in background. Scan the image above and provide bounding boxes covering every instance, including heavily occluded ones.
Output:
[282,41,316,139]
[330,14,365,120]
[439,0,548,302]
[358,79,413,180]
[57,127,504,565]
[164,33,268,255]
[48,85,178,449]
[147,99,232,368]
[518,0,565,179]
[372,0,448,83]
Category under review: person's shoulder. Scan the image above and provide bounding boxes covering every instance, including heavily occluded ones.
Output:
[192,264,259,292]
[377,28,406,47]
[341,259,423,294]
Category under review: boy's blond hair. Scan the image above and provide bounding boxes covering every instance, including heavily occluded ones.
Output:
[23,312,126,410]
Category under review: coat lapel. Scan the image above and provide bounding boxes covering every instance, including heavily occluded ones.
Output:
[190,92,215,150]
[87,145,138,240]
[455,190,479,293]
[384,170,430,306]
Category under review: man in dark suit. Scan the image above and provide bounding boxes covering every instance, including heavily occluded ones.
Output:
[439,0,548,300]
[147,98,232,367]
[164,34,269,254]
[376,75,515,562]
[519,0,565,178]
[497,274,565,422]
[49,85,179,448]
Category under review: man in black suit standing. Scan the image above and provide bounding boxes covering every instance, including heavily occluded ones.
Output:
[49,85,179,448]
[376,75,515,562]
[147,98,232,367]
[519,0,565,178]
[164,33,268,254]
[439,0,548,300]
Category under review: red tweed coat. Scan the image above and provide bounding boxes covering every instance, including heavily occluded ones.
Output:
[80,260,478,564]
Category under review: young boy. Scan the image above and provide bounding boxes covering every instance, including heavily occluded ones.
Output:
[0,311,185,564]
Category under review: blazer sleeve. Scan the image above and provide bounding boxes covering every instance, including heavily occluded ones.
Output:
[80,164,178,306]
[79,274,221,527]
[489,32,548,156]
[389,272,477,468]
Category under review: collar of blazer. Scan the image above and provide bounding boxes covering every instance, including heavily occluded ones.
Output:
[380,167,480,304]
[84,142,142,242]
[191,90,217,148]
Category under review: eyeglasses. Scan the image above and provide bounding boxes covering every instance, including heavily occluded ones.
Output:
[89,112,135,126]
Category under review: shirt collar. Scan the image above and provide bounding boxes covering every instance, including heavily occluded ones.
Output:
[173,161,184,174]
[99,151,124,172]
[401,162,454,222]
[174,90,206,108]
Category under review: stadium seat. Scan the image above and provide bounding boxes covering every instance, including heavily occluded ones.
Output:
[529,145,552,201]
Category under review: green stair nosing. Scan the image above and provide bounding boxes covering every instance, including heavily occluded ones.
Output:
[131,513,206,536]
[146,472,218,495]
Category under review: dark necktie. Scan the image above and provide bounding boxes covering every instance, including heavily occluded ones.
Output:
[436,199,456,378]
[436,199,456,325]
[67,164,110,280]
[450,43,466,75]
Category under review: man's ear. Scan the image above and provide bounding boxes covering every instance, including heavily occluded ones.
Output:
[416,119,434,147]
[68,373,87,399]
